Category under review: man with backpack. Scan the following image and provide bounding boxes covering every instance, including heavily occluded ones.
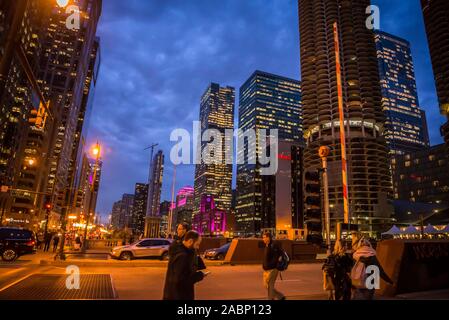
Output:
[262,231,287,300]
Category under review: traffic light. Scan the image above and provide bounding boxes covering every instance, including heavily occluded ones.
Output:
[28,102,48,129]
[304,170,322,234]
[44,195,52,211]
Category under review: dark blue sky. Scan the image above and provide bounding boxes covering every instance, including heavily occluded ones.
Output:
[86,0,445,219]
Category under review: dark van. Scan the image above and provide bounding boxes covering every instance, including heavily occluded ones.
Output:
[0,228,36,261]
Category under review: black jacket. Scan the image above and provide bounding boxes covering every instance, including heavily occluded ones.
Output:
[359,255,393,285]
[163,244,204,300]
[263,241,281,271]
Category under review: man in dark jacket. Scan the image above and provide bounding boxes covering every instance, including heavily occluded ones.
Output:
[163,230,208,300]
[262,231,285,300]
[168,223,189,255]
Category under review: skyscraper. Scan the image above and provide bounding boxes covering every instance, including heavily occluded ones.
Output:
[421,0,449,153]
[144,150,164,237]
[131,183,148,235]
[298,0,393,236]
[193,83,234,223]
[236,71,302,234]
[146,150,164,217]
[110,193,134,230]
[375,30,430,155]
[0,1,102,230]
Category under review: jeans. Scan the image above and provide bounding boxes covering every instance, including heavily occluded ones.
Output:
[263,269,284,300]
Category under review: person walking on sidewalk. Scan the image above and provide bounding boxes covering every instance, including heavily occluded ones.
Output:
[163,230,208,300]
[322,240,353,300]
[43,232,52,252]
[262,231,285,300]
[52,234,60,253]
[351,235,393,300]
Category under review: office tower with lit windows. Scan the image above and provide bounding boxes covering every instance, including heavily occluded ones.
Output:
[392,144,449,205]
[174,186,194,226]
[146,150,164,217]
[110,193,134,230]
[375,30,429,155]
[144,150,164,237]
[193,83,235,224]
[131,183,148,235]
[0,1,102,230]
[298,0,393,236]
[235,71,302,234]
[421,0,449,153]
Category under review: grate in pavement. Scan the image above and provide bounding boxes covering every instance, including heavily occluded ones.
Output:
[0,274,116,300]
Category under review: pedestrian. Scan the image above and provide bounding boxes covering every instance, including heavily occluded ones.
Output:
[163,230,208,300]
[168,223,189,256]
[37,232,44,250]
[52,234,60,253]
[262,231,285,300]
[74,235,81,251]
[322,240,353,300]
[43,232,52,252]
[351,235,393,300]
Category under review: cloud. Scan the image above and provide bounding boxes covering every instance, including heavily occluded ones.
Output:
[87,0,442,218]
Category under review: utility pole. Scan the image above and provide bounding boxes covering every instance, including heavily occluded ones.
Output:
[319,146,331,255]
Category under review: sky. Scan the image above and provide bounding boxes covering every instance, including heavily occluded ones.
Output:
[86,0,445,219]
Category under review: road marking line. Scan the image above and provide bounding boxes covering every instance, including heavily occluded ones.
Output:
[0,273,33,293]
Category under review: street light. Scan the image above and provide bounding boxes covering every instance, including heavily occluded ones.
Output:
[81,142,101,253]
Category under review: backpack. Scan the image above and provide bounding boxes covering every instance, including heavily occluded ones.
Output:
[351,260,367,289]
[276,248,290,271]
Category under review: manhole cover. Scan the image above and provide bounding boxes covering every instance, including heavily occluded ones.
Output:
[0,274,116,300]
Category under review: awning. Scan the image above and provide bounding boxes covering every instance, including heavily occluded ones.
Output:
[403,225,420,235]
[423,224,439,234]
[382,225,402,235]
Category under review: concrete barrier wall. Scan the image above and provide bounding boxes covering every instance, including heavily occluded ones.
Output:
[85,239,122,251]
[377,240,449,296]
[198,238,228,253]
[224,239,320,265]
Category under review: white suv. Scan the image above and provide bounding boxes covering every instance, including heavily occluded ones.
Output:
[110,238,173,261]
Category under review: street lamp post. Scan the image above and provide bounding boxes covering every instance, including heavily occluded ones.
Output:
[81,142,101,253]
[319,146,331,255]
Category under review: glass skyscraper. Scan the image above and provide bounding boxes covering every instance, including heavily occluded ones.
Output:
[236,70,302,234]
[193,83,235,224]
[375,30,430,155]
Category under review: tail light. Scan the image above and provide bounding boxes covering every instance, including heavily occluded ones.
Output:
[26,240,35,247]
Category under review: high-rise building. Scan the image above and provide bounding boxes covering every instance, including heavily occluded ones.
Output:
[110,193,134,230]
[193,194,226,236]
[159,200,171,236]
[260,140,304,239]
[392,144,449,205]
[421,0,449,153]
[298,0,393,236]
[374,30,430,155]
[236,71,302,234]
[146,150,164,217]
[0,1,102,230]
[131,183,148,235]
[174,186,194,226]
[193,83,234,224]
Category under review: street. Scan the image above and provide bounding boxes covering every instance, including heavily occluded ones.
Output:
[0,252,325,300]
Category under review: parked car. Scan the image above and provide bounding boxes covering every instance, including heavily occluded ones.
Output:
[0,227,36,262]
[204,242,231,260]
[110,238,173,261]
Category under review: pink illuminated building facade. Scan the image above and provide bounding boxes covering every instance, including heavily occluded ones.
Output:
[193,194,226,236]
